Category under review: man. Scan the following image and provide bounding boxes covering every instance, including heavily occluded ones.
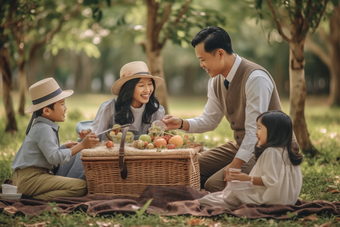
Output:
[163,26,299,192]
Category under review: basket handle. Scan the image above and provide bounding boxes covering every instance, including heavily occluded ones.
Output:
[119,126,129,179]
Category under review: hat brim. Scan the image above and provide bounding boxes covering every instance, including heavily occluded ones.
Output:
[25,90,74,113]
[111,74,164,95]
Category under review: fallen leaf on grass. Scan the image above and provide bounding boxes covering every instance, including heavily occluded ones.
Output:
[188,218,205,225]
[86,220,93,226]
[17,222,46,227]
[335,217,340,221]
[319,221,332,227]
[160,216,170,223]
[96,221,112,227]
[301,214,318,221]
[331,189,340,194]
[208,221,222,227]
[4,206,17,215]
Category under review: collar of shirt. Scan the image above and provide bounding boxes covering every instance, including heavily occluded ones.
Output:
[33,116,60,132]
[224,54,242,83]
[130,103,146,113]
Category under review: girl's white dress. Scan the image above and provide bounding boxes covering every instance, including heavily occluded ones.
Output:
[198,147,303,210]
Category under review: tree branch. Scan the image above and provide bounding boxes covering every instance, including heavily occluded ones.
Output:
[266,0,291,42]
[305,34,331,68]
[154,2,172,38]
[29,4,81,59]
[310,0,329,33]
[160,0,192,47]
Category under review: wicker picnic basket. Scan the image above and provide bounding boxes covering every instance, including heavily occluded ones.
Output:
[81,127,202,197]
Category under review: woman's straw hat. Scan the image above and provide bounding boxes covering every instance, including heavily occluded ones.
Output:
[25,77,74,113]
[111,61,164,95]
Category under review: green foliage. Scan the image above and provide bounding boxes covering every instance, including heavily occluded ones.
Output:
[133,198,153,218]
[251,0,330,35]
[67,108,84,121]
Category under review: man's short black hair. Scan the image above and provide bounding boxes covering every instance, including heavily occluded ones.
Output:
[35,102,55,117]
[191,26,233,55]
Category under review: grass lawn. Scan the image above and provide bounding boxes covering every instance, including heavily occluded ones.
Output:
[0,93,340,226]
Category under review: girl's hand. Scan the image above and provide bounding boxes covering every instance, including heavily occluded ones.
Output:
[81,132,100,149]
[229,172,251,182]
[64,140,78,148]
[79,129,92,140]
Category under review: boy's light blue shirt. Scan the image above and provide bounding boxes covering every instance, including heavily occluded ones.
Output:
[11,116,72,171]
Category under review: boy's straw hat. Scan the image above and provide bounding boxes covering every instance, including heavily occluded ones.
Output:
[25,77,74,113]
[111,61,164,95]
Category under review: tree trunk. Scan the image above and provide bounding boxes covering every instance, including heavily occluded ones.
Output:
[0,47,18,133]
[145,0,169,113]
[328,5,340,107]
[18,61,27,115]
[289,41,317,156]
[182,66,197,95]
[145,48,169,113]
[28,55,38,86]
[72,51,83,91]
[81,52,93,92]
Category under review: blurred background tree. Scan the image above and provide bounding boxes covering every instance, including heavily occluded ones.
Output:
[253,0,330,156]
[305,1,340,107]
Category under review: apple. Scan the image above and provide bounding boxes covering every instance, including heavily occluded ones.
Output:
[153,138,167,148]
[139,134,152,143]
[106,141,114,148]
[167,144,176,149]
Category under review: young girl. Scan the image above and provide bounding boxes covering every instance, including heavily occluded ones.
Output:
[58,61,165,180]
[198,110,303,210]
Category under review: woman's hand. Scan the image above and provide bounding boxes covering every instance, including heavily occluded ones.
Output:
[162,115,182,130]
[229,172,251,182]
[79,129,92,140]
[64,140,78,148]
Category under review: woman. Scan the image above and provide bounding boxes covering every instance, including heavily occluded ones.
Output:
[58,61,165,180]
[90,61,164,141]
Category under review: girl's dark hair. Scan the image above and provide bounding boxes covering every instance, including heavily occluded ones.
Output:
[191,26,233,55]
[115,78,159,125]
[254,110,303,166]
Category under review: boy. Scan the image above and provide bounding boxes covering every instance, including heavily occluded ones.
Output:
[11,77,99,200]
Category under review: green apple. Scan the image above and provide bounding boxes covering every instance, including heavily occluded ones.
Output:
[139,134,152,143]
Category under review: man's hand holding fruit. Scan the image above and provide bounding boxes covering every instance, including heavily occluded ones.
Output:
[162,115,189,131]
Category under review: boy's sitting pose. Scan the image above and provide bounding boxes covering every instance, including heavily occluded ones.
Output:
[11,78,99,200]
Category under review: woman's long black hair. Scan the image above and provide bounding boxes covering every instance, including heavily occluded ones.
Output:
[254,110,303,166]
[114,78,159,125]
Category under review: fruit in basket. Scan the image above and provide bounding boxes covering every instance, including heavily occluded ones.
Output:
[133,140,146,149]
[111,131,134,143]
[168,135,184,146]
[167,144,176,149]
[137,140,145,149]
[153,138,167,148]
[112,124,121,130]
[139,134,152,143]
[146,143,154,149]
[106,141,114,148]
[161,135,171,142]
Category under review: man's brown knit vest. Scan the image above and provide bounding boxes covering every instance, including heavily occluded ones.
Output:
[213,57,299,151]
